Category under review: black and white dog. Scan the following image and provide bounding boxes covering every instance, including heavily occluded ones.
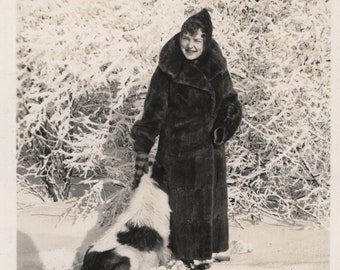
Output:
[81,164,171,270]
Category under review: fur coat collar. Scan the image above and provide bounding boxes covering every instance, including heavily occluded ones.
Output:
[158,33,227,93]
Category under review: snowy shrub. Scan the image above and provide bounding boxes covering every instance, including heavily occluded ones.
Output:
[17,0,330,224]
[216,0,331,223]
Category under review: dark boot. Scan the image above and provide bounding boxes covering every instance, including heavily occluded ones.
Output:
[181,259,195,269]
[194,262,211,270]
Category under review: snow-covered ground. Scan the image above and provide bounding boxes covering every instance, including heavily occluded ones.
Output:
[17,193,329,270]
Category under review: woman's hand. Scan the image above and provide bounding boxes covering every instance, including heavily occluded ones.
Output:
[132,151,149,189]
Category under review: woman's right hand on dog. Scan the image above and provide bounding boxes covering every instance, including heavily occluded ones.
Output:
[132,151,149,189]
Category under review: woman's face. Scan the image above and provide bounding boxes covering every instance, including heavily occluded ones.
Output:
[180,28,205,60]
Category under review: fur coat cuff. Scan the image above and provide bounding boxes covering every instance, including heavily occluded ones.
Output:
[213,99,242,145]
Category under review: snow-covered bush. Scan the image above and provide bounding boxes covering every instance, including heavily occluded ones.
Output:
[17,0,330,224]
[218,0,331,223]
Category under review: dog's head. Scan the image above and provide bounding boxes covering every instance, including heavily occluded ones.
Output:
[82,248,130,270]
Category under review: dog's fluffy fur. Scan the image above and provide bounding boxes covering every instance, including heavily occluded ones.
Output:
[81,167,171,270]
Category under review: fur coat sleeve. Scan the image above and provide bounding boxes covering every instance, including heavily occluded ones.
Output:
[131,67,169,153]
[212,70,242,145]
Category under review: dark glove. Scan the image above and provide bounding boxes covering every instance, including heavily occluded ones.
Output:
[132,151,149,189]
[213,100,242,145]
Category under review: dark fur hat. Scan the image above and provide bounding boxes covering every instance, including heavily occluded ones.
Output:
[181,9,213,48]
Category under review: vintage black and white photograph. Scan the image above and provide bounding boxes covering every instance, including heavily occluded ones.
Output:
[1,0,339,269]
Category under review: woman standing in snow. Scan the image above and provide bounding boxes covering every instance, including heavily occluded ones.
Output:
[131,9,242,269]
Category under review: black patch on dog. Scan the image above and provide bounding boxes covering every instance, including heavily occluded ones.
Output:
[117,223,163,251]
[82,248,130,270]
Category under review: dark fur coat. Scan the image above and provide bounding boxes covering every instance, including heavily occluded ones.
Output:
[131,33,242,260]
